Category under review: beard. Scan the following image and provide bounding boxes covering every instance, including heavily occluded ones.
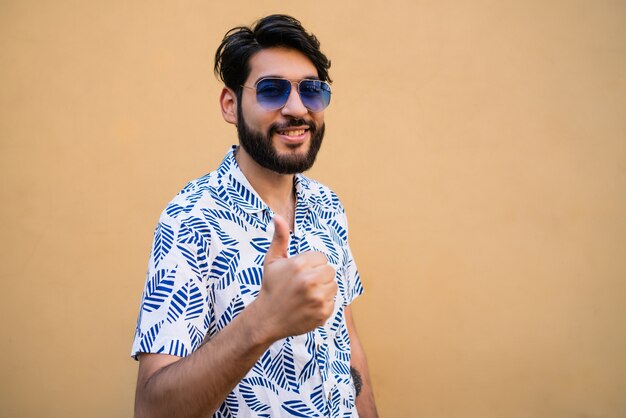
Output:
[236,106,325,175]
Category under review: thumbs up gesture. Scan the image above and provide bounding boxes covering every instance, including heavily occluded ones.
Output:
[255,215,338,341]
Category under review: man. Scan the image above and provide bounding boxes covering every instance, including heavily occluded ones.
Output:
[132,14,378,417]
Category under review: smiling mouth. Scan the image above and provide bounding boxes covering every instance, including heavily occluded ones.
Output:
[276,128,308,137]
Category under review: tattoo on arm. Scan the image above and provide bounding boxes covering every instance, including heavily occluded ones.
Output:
[350,366,362,397]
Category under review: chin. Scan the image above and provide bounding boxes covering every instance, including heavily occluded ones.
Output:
[273,138,310,153]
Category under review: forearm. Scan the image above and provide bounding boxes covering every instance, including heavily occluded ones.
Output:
[345,306,378,418]
[351,353,378,418]
[135,302,274,418]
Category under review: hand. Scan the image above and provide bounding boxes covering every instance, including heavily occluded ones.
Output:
[254,215,338,342]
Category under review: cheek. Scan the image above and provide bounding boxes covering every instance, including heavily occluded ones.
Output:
[240,94,263,122]
[241,106,273,131]
[312,112,325,127]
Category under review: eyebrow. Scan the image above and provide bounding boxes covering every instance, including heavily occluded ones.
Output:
[254,75,321,83]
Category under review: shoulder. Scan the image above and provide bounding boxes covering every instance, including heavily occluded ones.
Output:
[158,170,223,223]
[159,149,242,222]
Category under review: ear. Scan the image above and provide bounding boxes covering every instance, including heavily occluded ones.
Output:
[220,87,238,125]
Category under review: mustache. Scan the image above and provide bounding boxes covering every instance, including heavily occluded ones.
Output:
[269,118,317,135]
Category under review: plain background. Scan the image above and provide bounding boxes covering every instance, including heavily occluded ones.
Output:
[1,1,625,417]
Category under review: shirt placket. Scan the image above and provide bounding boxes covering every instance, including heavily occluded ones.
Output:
[313,329,335,416]
[294,198,335,417]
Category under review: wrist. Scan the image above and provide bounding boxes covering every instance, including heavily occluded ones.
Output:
[241,299,280,348]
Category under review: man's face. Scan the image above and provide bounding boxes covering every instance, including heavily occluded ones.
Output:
[237,47,326,174]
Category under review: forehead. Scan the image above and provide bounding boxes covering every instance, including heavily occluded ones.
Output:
[246,47,318,83]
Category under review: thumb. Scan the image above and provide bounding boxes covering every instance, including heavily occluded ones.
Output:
[264,214,290,264]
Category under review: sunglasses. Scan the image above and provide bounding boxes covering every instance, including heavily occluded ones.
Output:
[241,77,332,112]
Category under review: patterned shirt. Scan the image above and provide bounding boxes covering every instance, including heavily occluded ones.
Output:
[132,147,363,417]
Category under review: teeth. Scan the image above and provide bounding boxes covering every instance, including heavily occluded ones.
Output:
[280,129,305,136]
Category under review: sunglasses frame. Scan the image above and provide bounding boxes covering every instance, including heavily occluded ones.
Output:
[241,77,332,113]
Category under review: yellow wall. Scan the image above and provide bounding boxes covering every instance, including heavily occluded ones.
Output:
[1,1,625,417]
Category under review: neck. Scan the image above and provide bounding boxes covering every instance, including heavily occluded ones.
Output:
[234,146,296,229]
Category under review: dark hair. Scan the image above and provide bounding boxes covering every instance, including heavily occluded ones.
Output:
[214,14,332,93]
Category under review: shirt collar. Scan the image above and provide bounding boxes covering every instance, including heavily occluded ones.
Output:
[294,173,316,211]
[221,146,268,214]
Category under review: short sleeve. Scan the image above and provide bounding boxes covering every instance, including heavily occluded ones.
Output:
[131,213,212,359]
[336,208,364,306]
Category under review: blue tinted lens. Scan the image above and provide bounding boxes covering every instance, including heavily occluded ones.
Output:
[255,78,291,110]
[254,78,331,112]
[299,80,331,112]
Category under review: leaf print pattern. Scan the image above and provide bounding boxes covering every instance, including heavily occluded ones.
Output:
[153,222,174,264]
[132,147,363,417]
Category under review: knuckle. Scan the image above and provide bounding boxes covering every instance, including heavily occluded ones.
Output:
[293,277,308,295]
[324,265,336,278]
[315,311,326,326]
[316,251,329,264]
[307,287,323,304]
[320,305,333,321]
[290,256,307,272]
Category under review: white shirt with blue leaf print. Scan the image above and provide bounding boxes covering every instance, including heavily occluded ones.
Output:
[132,147,364,417]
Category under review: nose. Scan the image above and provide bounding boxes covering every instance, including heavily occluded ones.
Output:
[280,82,308,118]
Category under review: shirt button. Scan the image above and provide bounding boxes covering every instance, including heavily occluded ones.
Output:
[327,392,331,401]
